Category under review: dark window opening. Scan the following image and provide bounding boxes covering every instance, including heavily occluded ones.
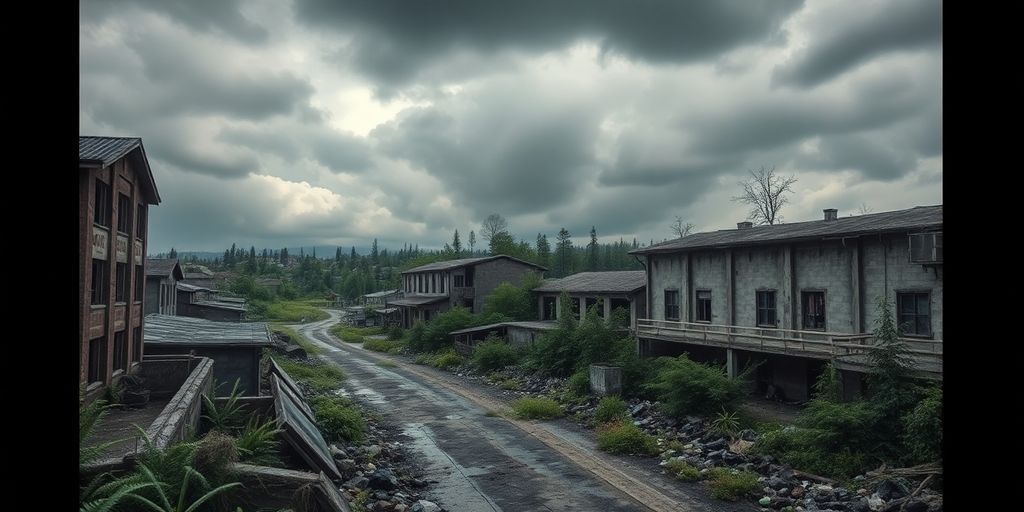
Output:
[664,290,680,321]
[132,327,142,362]
[756,290,777,327]
[571,297,581,319]
[465,267,475,287]
[696,290,712,322]
[423,310,431,322]
[88,337,107,384]
[802,291,826,330]
[463,299,474,313]
[454,274,465,287]
[136,204,146,239]
[113,331,127,372]
[135,265,144,299]
[94,179,111,227]
[585,297,603,317]
[610,298,631,325]
[542,296,557,320]
[440,273,445,293]
[117,193,132,234]
[897,292,931,336]
[115,262,128,302]
[91,259,108,305]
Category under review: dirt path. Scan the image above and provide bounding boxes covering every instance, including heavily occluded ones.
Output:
[294,311,753,512]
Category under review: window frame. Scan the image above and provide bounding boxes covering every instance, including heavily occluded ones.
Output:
[88,337,107,384]
[94,178,112,228]
[756,290,778,327]
[132,327,143,363]
[117,193,132,234]
[695,289,712,323]
[801,290,827,331]
[115,262,129,303]
[896,291,932,338]
[113,330,127,372]
[664,289,680,321]
[91,259,109,305]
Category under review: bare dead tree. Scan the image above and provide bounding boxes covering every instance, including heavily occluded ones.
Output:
[857,202,874,215]
[480,213,509,242]
[670,216,695,238]
[732,165,798,225]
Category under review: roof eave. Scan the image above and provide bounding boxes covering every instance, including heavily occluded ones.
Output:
[633,225,943,255]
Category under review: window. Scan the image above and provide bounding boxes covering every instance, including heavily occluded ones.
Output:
[94,179,111,227]
[135,265,143,299]
[664,290,680,320]
[571,297,581,319]
[756,290,777,327]
[431,274,436,293]
[897,292,931,336]
[113,331,127,372]
[542,296,557,320]
[585,297,602,317]
[115,263,128,302]
[465,267,474,287]
[132,327,142,362]
[88,337,107,384]
[440,273,445,293]
[802,291,826,330]
[454,274,465,287]
[696,290,712,322]
[610,298,631,325]
[136,204,146,239]
[91,259,108,305]
[423,310,431,322]
[117,193,132,234]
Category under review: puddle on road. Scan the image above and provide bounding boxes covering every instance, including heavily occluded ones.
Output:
[402,423,503,512]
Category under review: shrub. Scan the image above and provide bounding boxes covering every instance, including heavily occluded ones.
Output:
[363,338,404,353]
[387,325,405,341]
[510,397,564,420]
[413,307,475,353]
[594,396,629,425]
[235,417,283,466]
[496,378,520,390]
[902,385,942,464]
[561,369,590,401]
[403,322,426,351]
[595,420,659,456]
[646,354,744,417]
[706,468,760,501]
[310,396,366,443]
[751,427,872,482]
[273,357,345,392]
[482,281,535,321]
[201,379,249,434]
[710,409,741,439]
[431,350,465,370]
[271,325,320,355]
[472,337,521,372]
[664,459,701,482]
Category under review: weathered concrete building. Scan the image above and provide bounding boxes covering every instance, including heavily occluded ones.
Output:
[144,314,273,396]
[533,271,647,329]
[176,283,247,322]
[631,206,943,401]
[392,256,546,327]
[145,258,183,316]
[80,136,161,398]
[450,320,557,354]
[362,289,401,306]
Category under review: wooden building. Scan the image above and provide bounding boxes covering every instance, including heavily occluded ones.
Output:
[79,136,160,398]
[145,258,183,315]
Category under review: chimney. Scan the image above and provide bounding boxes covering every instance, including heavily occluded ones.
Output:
[824,208,838,221]
[737,221,753,229]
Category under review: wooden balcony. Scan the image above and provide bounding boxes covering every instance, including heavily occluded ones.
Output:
[636,318,942,380]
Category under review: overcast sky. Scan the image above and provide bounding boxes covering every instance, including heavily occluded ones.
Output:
[80,0,942,254]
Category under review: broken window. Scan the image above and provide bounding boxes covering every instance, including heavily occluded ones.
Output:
[897,292,931,336]
[695,290,712,323]
[132,327,142,362]
[454,274,465,287]
[91,259,109,305]
[756,290,777,327]
[94,179,111,227]
[117,193,132,234]
[113,330,127,372]
[542,296,556,320]
[88,337,106,384]
[115,262,128,303]
[664,290,680,320]
[801,291,826,330]
[134,265,143,299]
[465,267,474,287]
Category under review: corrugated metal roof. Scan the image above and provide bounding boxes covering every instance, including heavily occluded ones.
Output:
[449,320,557,336]
[632,205,942,254]
[402,255,547,274]
[79,136,161,204]
[145,258,184,280]
[363,289,400,298]
[534,271,646,294]
[144,314,272,346]
[176,283,211,293]
[193,300,247,312]
[390,296,449,307]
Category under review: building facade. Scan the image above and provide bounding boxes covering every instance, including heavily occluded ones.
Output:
[631,206,943,401]
[80,136,160,397]
[145,258,183,316]
[392,256,546,327]
[533,271,647,330]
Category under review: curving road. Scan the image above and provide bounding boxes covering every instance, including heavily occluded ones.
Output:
[293,310,754,512]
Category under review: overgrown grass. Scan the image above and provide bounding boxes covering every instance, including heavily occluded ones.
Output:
[594,396,629,425]
[560,369,590,401]
[496,378,521,390]
[510,397,564,420]
[415,349,465,370]
[595,420,659,455]
[364,338,405,353]
[272,356,346,392]
[309,396,366,443]
[270,324,320,355]
[264,301,330,323]
[751,426,871,483]
[664,459,701,482]
[705,468,760,501]
[329,323,386,343]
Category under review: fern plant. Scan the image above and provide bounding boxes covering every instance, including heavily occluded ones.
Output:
[122,463,242,512]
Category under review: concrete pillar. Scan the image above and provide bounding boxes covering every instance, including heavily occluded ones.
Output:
[782,245,794,330]
[603,296,612,320]
[555,294,561,320]
[725,250,734,326]
[726,348,738,378]
[851,239,862,333]
[685,253,693,322]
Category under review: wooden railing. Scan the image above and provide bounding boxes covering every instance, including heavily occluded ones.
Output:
[636,318,942,375]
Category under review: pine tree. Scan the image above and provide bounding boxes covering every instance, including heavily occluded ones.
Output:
[536,233,551,269]
[587,226,599,271]
[554,228,573,277]
[336,247,342,264]
[452,230,462,256]
[168,247,178,259]
[469,231,476,255]
[351,246,357,260]
[371,239,379,264]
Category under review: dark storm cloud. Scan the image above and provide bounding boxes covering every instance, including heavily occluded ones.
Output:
[217,125,374,173]
[81,0,269,43]
[773,0,942,88]
[296,0,803,88]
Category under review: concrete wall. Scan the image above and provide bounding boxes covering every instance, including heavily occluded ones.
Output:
[466,259,542,313]
[508,326,542,348]
[732,247,788,328]
[862,234,943,339]
[793,243,855,332]
[648,253,687,323]
[145,345,263,396]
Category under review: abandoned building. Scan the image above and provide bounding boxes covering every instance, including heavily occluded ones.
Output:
[533,270,647,329]
[144,258,183,315]
[176,283,247,322]
[630,205,943,402]
[143,314,273,396]
[80,136,161,398]
[391,255,547,328]
[363,288,402,306]
[181,265,217,289]
[255,277,282,295]
[450,320,556,355]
